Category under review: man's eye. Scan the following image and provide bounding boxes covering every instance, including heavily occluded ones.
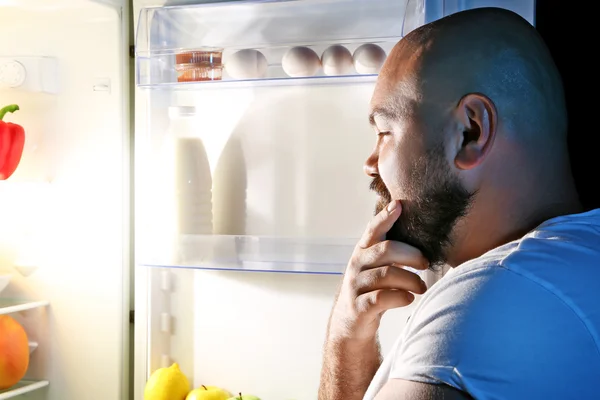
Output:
[378,131,391,136]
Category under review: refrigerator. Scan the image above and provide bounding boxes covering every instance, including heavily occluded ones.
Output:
[0,0,535,399]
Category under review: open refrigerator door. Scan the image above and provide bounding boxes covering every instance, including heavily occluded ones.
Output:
[0,0,131,399]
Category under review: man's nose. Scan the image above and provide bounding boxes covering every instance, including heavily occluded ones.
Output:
[364,151,379,177]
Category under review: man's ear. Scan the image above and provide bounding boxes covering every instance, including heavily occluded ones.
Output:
[453,93,498,170]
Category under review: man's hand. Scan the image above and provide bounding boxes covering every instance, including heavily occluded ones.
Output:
[318,200,430,400]
[328,200,430,342]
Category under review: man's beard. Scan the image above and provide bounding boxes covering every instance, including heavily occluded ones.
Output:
[371,143,475,271]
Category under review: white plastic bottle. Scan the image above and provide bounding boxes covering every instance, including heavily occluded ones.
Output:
[165,106,213,262]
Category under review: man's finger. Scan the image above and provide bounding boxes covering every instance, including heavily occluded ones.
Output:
[357,240,429,271]
[355,289,415,315]
[355,265,428,296]
[358,200,401,249]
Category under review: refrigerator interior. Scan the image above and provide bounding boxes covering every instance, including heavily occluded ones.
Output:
[0,0,131,399]
[133,0,535,399]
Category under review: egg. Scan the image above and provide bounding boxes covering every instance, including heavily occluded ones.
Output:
[282,46,321,77]
[353,43,387,74]
[225,49,268,79]
[321,44,354,76]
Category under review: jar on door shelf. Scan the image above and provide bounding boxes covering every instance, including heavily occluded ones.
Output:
[175,48,224,82]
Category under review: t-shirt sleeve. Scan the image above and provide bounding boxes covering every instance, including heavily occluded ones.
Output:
[388,265,600,399]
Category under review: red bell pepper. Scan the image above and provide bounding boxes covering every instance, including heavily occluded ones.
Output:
[0,104,25,180]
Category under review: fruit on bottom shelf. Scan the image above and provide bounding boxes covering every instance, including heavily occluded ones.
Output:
[186,385,232,400]
[0,315,30,389]
[144,363,190,400]
[226,392,261,400]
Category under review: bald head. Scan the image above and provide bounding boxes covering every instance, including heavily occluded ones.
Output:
[372,7,567,147]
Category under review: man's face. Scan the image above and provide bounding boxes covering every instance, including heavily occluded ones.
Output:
[366,81,474,270]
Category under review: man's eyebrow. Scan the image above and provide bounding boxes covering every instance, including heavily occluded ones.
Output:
[368,106,398,127]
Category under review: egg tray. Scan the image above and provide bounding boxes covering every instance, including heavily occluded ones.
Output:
[173,42,389,82]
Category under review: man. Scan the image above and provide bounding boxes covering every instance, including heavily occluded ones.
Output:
[319,6,600,400]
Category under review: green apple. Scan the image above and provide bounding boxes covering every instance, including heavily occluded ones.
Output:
[226,392,261,400]
[186,385,232,400]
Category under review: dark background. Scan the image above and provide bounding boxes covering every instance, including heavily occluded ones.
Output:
[535,0,597,211]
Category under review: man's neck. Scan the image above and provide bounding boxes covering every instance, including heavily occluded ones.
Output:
[447,184,583,268]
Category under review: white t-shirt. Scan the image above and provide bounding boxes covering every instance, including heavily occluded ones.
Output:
[363,209,600,399]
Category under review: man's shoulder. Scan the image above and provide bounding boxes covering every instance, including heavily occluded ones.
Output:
[505,208,600,265]
[442,207,600,290]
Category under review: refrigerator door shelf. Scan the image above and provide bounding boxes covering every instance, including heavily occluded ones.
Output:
[135,0,415,87]
[0,380,49,400]
[135,0,534,88]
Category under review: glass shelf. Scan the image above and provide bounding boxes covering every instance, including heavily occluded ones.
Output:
[0,380,49,400]
[137,72,379,90]
[135,0,423,87]
[139,235,357,275]
[0,300,49,315]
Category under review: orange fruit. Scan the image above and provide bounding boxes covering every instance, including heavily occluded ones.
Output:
[0,315,29,389]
